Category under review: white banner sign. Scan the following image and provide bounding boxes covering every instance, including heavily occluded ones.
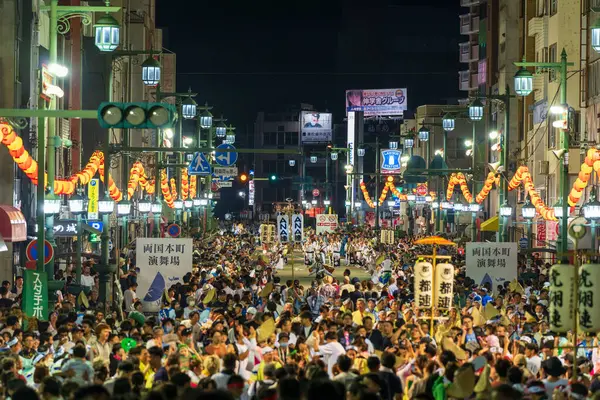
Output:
[316,214,338,235]
[136,238,193,312]
[435,263,454,310]
[218,181,232,188]
[550,264,576,333]
[291,214,303,242]
[414,261,433,309]
[578,263,600,333]
[214,167,238,176]
[276,215,290,242]
[248,180,255,206]
[465,243,518,287]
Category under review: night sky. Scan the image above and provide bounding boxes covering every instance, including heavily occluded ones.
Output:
[156,0,462,132]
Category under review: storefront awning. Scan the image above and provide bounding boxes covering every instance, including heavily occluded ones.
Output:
[479,216,498,232]
[0,205,26,242]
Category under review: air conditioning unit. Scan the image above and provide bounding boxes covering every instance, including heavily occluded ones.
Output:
[538,160,549,175]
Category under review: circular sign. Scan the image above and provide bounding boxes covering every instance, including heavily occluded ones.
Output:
[25,240,54,265]
[167,223,181,238]
[416,184,428,196]
[312,189,320,197]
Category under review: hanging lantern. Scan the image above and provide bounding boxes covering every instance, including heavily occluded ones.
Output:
[468,99,484,121]
[442,114,455,132]
[181,95,197,119]
[403,137,414,149]
[141,56,161,87]
[200,109,213,129]
[514,67,534,97]
[94,14,120,52]
[418,126,430,142]
[215,122,227,138]
[225,134,236,144]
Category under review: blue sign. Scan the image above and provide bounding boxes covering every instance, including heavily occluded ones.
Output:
[394,199,401,207]
[215,144,238,167]
[519,237,528,249]
[87,220,103,232]
[188,152,212,176]
[381,149,403,171]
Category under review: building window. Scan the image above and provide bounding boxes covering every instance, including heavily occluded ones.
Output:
[262,160,277,174]
[285,132,298,145]
[550,0,557,15]
[263,132,277,146]
[278,125,284,132]
[549,44,557,82]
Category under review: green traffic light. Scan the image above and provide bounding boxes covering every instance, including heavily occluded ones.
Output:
[270,175,277,181]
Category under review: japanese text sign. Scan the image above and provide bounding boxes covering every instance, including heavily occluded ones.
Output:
[435,263,454,310]
[345,88,407,116]
[291,214,303,243]
[87,178,99,220]
[23,270,48,321]
[316,214,338,235]
[466,243,517,287]
[578,264,599,333]
[53,220,78,237]
[414,261,433,309]
[549,263,575,333]
[135,238,193,312]
[277,215,290,242]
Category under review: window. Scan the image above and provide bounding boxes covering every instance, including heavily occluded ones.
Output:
[278,131,286,145]
[550,0,557,15]
[549,44,557,82]
[548,116,557,148]
[263,132,277,146]
[278,125,284,132]
[285,132,298,146]
[589,60,600,98]
[537,0,547,16]
[262,160,277,174]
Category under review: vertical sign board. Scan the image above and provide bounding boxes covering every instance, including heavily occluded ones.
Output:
[87,178,99,220]
[248,180,255,206]
[291,214,303,242]
[465,243,518,288]
[537,222,547,247]
[316,214,338,235]
[549,264,575,333]
[136,238,193,312]
[22,270,48,321]
[414,261,433,309]
[435,263,454,310]
[578,264,600,333]
[347,112,355,207]
[276,215,289,242]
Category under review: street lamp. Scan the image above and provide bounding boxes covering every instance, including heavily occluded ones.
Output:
[514,67,534,96]
[44,193,62,215]
[441,201,453,210]
[173,199,184,210]
[499,201,512,217]
[200,109,213,129]
[324,200,331,206]
[358,147,366,157]
[184,199,193,209]
[442,114,455,132]
[98,196,115,215]
[225,134,236,144]
[389,141,398,149]
[181,95,197,120]
[94,13,120,52]
[468,99,484,121]
[403,137,414,149]
[311,200,317,205]
[522,196,536,251]
[330,152,338,161]
[418,126,430,142]
[289,159,296,167]
[141,56,161,87]
[215,121,227,138]
[138,198,152,215]
[311,155,317,163]
[117,199,132,216]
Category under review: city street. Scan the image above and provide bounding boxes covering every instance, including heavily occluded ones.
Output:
[278,249,371,287]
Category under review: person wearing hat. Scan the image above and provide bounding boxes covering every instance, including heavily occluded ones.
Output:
[304,113,322,128]
[255,345,281,382]
[542,357,568,398]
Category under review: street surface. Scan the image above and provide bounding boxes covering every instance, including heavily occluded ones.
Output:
[277,250,371,286]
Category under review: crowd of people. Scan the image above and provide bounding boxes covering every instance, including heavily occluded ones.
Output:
[0,224,597,400]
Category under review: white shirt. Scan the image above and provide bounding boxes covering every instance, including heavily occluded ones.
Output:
[80,274,95,288]
[123,289,138,311]
[317,341,346,378]
[526,355,542,376]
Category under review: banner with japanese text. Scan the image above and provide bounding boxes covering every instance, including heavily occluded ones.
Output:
[316,214,338,235]
[136,238,193,312]
[465,243,517,288]
[414,261,433,309]
[22,270,48,321]
[291,214,303,242]
[276,215,290,242]
[87,178,99,220]
[434,263,454,310]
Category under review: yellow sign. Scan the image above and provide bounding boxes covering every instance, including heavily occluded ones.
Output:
[87,179,99,219]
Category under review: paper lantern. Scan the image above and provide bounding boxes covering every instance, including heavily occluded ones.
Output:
[414,261,433,309]
[549,264,576,333]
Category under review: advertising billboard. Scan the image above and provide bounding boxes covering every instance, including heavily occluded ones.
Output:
[345,88,407,116]
[300,111,332,143]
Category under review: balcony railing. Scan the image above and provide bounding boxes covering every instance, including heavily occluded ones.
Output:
[460,14,480,35]
[461,0,481,6]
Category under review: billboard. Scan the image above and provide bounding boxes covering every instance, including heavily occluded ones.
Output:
[316,214,338,234]
[300,111,332,143]
[345,88,407,116]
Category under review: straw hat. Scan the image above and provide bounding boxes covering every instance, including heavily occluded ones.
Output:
[202,288,216,305]
[446,365,476,398]
[442,337,467,360]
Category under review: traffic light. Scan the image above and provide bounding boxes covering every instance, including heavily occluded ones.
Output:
[269,174,277,182]
[97,102,177,129]
[238,173,249,184]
